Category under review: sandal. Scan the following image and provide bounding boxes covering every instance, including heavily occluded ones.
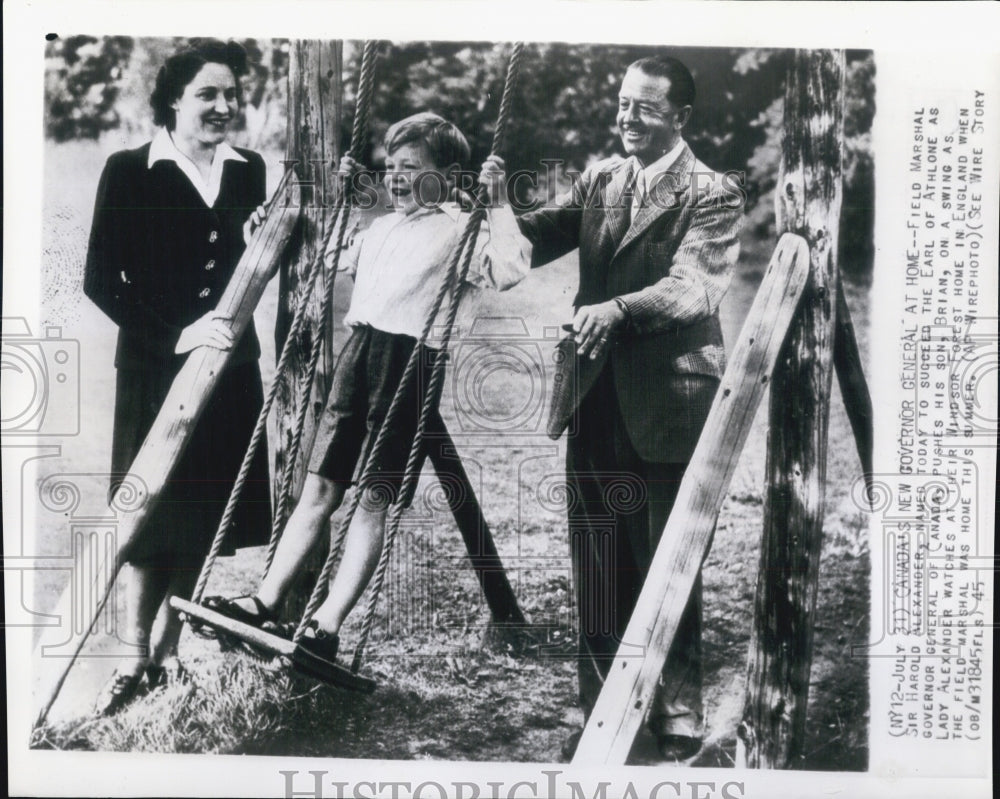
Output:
[198,595,286,660]
[191,594,277,642]
[202,594,277,628]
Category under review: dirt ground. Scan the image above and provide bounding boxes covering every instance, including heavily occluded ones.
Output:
[29,139,869,770]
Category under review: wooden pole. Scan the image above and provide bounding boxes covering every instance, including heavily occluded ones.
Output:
[424,411,527,628]
[571,233,811,765]
[274,39,342,509]
[275,40,343,614]
[33,188,301,726]
[737,49,845,769]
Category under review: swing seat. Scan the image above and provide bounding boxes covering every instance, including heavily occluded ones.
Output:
[170,596,377,693]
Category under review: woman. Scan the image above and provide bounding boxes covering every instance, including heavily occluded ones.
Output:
[83,38,272,715]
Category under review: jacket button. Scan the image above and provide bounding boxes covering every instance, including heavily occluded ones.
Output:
[199,288,211,298]
[208,230,219,243]
[205,259,216,270]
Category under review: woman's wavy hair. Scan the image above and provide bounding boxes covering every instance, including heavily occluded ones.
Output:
[150,39,248,130]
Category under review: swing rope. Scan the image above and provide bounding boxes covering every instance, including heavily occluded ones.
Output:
[349,42,524,671]
[287,43,525,668]
[266,40,381,574]
[190,40,380,606]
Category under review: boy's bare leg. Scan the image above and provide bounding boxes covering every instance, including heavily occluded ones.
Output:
[310,488,387,634]
[237,472,345,613]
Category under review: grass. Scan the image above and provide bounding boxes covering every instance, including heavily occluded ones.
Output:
[32,136,870,768]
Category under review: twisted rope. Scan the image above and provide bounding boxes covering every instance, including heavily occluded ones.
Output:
[344,43,525,668]
[265,40,381,572]
[190,41,380,605]
[291,218,478,644]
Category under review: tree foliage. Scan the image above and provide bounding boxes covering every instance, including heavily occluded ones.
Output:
[45,36,134,142]
[45,36,289,147]
[44,38,874,278]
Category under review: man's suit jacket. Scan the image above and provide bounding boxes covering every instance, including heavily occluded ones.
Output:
[518,145,742,463]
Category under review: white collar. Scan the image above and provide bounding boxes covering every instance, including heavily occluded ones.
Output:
[392,199,465,223]
[148,127,246,207]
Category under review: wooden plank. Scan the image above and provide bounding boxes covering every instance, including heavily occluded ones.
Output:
[33,188,301,727]
[738,49,845,769]
[571,232,810,765]
[170,597,297,657]
[170,597,377,694]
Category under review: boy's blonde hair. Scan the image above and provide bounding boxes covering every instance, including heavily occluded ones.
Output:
[384,112,471,171]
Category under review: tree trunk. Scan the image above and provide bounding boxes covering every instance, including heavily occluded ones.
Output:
[737,49,845,769]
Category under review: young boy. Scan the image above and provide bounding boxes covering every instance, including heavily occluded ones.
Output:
[203,112,530,680]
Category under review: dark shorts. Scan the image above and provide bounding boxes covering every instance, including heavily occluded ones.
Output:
[309,325,438,502]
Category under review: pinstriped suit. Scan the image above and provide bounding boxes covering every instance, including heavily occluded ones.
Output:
[518,144,742,735]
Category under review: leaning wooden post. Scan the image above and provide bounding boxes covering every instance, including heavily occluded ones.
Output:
[33,186,301,727]
[274,39,342,512]
[737,49,845,769]
[834,277,873,482]
[424,411,528,629]
[571,233,810,764]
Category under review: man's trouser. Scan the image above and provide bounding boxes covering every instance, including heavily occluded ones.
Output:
[567,365,703,738]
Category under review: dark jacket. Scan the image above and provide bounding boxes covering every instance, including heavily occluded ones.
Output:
[83,140,271,565]
[518,145,742,462]
[83,142,266,370]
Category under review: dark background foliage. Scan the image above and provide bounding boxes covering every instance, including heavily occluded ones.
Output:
[44,38,874,281]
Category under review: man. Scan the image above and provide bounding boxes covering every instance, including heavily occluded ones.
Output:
[497,54,742,760]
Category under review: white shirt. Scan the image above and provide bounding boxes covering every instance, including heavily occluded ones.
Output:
[148,127,247,207]
[335,202,531,345]
[630,137,687,219]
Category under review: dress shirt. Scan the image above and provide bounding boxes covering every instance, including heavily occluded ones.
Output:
[337,202,531,344]
[629,137,688,220]
[148,127,247,207]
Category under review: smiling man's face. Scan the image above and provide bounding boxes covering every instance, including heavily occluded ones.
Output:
[616,67,689,166]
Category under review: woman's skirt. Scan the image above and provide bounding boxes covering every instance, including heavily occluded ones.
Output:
[110,358,272,569]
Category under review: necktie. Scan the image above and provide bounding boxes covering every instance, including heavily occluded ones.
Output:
[630,162,646,223]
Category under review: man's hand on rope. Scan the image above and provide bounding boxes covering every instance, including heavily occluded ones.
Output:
[570,301,628,360]
[175,311,235,354]
[479,156,507,205]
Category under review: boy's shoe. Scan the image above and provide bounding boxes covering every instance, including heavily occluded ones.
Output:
[649,710,703,763]
[290,621,341,684]
[95,669,144,717]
